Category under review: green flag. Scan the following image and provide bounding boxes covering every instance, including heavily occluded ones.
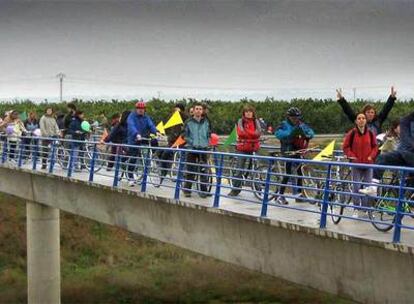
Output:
[223,125,237,147]
[19,112,27,121]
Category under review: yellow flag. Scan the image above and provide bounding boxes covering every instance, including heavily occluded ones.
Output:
[156,121,165,135]
[313,140,335,161]
[164,111,183,129]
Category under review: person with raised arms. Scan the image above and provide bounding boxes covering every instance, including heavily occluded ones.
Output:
[336,87,397,135]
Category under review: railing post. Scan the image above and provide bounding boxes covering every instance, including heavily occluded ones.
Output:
[319,164,332,228]
[393,170,407,243]
[1,137,7,164]
[67,143,75,178]
[213,154,225,208]
[140,148,150,192]
[260,159,274,217]
[18,139,24,168]
[88,143,97,182]
[48,140,57,174]
[32,138,39,171]
[174,150,186,200]
[113,146,121,187]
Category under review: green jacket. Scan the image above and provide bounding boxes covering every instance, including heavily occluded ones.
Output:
[184,117,211,149]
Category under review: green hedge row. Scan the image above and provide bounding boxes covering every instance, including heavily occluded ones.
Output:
[1,97,412,134]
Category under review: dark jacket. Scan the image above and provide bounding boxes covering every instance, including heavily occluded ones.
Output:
[105,123,127,144]
[398,111,414,153]
[126,112,157,145]
[275,119,314,153]
[24,119,39,132]
[64,112,75,129]
[343,127,378,164]
[337,96,396,135]
[68,117,86,140]
[167,112,188,146]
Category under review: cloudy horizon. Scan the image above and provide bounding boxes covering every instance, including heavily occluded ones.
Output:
[1,1,414,102]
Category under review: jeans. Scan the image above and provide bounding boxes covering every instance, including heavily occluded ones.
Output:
[352,167,373,207]
[231,152,252,191]
[183,152,210,193]
[279,156,303,195]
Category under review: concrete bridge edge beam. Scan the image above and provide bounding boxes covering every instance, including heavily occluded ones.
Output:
[26,201,61,304]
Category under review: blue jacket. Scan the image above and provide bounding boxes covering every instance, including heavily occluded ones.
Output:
[126,112,157,145]
[275,119,314,153]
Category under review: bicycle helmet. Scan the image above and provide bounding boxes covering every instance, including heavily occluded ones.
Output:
[286,107,301,117]
[135,101,146,109]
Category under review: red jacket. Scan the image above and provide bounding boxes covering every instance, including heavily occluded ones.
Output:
[343,127,378,164]
[236,117,261,153]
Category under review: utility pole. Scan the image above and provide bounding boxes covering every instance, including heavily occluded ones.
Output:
[353,87,356,102]
[56,73,66,102]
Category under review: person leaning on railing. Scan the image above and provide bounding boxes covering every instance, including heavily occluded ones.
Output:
[39,107,60,169]
[67,111,88,172]
[336,86,397,136]
[228,105,261,197]
[274,107,315,205]
[5,111,27,160]
[342,112,378,218]
[360,109,414,195]
[182,102,211,198]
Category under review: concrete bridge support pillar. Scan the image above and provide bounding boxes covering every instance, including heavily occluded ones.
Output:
[27,201,60,304]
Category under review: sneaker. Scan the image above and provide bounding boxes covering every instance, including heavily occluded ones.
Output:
[275,196,288,205]
[106,167,113,172]
[228,190,240,197]
[183,191,191,198]
[294,193,305,203]
[128,181,136,187]
[359,186,378,196]
[41,164,47,170]
[199,193,208,198]
[74,167,81,172]
[352,210,359,218]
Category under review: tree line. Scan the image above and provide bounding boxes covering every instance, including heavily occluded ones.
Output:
[1,97,413,134]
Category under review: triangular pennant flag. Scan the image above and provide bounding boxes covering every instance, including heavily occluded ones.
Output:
[156,121,166,135]
[164,111,183,129]
[19,112,27,121]
[223,125,237,147]
[172,135,186,148]
[313,140,336,161]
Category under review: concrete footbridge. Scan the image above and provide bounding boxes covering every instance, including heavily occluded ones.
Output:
[1,136,414,303]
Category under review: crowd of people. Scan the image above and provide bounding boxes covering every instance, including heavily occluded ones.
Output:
[0,87,412,215]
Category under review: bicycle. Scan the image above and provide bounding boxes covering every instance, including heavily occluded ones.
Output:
[368,172,414,232]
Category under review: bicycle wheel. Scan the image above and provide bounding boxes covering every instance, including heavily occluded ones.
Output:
[368,188,397,232]
[302,164,322,200]
[56,145,70,170]
[252,164,278,201]
[84,143,108,173]
[329,184,351,224]
[148,154,162,187]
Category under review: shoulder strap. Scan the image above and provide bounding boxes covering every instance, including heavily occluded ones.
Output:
[349,129,356,147]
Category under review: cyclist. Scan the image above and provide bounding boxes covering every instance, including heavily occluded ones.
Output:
[360,109,414,195]
[275,107,314,205]
[228,105,261,197]
[343,112,378,218]
[336,87,397,135]
[126,101,158,187]
[182,102,211,198]
[23,111,39,159]
[102,110,130,171]
[39,107,60,169]
[6,111,27,160]
[67,110,88,172]
[159,103,187,181]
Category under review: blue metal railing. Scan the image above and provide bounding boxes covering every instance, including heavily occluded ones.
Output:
[1,135,414,244]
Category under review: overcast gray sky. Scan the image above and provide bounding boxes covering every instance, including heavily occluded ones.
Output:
[1,0,414,101]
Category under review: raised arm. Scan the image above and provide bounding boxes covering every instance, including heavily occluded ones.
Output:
[377,86,397,124]
[336,89,356,123]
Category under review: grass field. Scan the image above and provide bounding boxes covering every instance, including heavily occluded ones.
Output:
[0,194,353,303]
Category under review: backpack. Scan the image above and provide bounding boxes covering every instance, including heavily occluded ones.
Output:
[349,128,376,149]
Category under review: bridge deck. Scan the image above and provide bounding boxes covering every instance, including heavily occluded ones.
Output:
[28,164,414,247]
